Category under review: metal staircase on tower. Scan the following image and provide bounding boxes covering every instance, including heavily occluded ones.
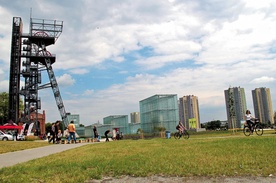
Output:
[9,17,69,130]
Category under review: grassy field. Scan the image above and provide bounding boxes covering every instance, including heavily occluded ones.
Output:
[0,131,275,183]
[0,141,50,154]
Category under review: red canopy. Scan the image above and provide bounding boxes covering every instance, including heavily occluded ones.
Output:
[0,125,23,130]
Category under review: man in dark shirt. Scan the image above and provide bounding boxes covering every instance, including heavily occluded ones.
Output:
[104,130,110,142]
[93,126,98,139]
[48,123,56,144]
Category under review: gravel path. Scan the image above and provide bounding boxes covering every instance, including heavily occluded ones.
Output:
[87,175,276,183]
[0,143,89,169]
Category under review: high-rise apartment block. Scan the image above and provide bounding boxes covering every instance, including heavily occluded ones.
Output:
[130,112,140,123]
[252,87,274,124]
[224,87,247,128]
[179,95,200,129]
[139,94,179,133]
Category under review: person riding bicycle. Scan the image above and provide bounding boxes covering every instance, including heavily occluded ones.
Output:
[176,121,185,133]
[244,110,255,133]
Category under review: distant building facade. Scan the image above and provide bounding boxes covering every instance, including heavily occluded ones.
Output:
[139,94,179,133]
[66,113,85,136]
[103,115,129,134]
[130,112,140,123]
[66,113,80,125]
[252,87,274,124]
[30,110,46,135]
[224,87,247,128]
[129,122,141,134]
[179,95,200,129]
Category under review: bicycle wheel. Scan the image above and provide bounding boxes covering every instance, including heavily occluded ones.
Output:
[243,126,251,136]
[255,124,263,136]
[174,132,181,139]
[182,130,189,139]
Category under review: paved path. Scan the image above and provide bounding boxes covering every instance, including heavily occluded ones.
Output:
[0,143,89,169]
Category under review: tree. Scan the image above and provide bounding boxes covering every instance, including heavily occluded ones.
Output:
[45,122,52,133]
[206,120,221,130]
[0,92,24,125]
[274,111,276,124]
[0,92,9,125]
[137,128,143,134]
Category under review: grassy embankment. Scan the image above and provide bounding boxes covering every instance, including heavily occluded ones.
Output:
[0,130,275,183]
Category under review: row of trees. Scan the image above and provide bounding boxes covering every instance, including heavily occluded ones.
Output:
[0,92,9,125]
[202,113,276,130]
[0,92,24,125]
[201,120,227,130]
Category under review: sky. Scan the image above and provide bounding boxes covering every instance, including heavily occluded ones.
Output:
[0,0,276,126]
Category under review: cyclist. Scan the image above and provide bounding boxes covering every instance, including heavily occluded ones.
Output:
[244,110,255,134]
[176,121,185,134]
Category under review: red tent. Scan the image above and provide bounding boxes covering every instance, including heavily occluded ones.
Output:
[0,125,23,130]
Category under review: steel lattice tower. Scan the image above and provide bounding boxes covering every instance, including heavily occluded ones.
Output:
[8,17,22,124]
[9,17,69,131]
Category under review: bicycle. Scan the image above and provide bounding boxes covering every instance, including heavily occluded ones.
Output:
[174,129,189,139]
[243,118,263,136]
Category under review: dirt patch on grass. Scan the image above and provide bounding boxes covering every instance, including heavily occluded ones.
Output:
[87,175,276,183]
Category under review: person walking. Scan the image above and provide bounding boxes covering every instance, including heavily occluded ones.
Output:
[67,120,77,144]
[47,132,50,141]
[93,126,98,142]
[54,121,60,143]
[104,130,110,142]
[48,123,56,144]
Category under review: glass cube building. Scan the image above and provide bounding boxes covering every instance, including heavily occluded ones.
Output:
[103,115,129,134]
[139,94,179,133]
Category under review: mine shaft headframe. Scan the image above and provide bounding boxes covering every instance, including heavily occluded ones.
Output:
[30,18,63,41]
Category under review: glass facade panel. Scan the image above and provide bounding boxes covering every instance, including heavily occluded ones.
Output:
[140,94,179,133]
[103,115,129,134]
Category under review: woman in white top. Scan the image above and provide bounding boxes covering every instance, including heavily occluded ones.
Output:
[244,110,254,133]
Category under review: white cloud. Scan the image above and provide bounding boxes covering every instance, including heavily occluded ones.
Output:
[250,76,276,84]
[83,89,94,96]
[0,80,9,92]
[56,74,75,87]
[136,53,193,70]
[69,68,89,75]
[0,7,13,66]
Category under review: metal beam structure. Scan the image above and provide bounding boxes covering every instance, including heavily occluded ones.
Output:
[8,17,68,132]
[8,17,22,123]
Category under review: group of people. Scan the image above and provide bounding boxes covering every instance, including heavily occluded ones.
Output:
[47,110,256,144]
[47,121,62,144]
[47,120,77,144]
[47,122,120,144]
[93,126,123,142]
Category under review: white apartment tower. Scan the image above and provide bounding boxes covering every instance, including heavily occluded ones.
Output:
[130,112,140,123]
[224,87,247,128]
[252,87,274,125]
[179,95,200,129]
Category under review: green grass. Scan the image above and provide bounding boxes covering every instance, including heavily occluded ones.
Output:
[0,141,50,154]
[0,132,275,183]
